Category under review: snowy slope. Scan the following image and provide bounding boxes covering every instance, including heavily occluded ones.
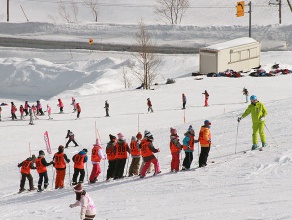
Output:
[0,48,292,219]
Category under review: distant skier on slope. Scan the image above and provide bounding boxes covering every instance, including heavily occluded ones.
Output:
[147,98,154,113]
[202,90,209,107]
[36,100,45,116]
[11,102,17,120]
[237,95,268,150]
[65,130,79,148]
[24,101,30,116]
[104,100,109,117]
[47,104,52,120]
[76,103,81,119]
[242,87,249,103]
[57,98,64,113]
[71,97,77,112]
[182,93,187,109]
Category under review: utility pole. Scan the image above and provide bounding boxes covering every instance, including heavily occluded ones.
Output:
[269,0,282,24]
[7,0,9,22]
[248,1,252,37]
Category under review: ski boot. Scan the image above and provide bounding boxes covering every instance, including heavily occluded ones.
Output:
[262,143,266,148]
[251,144,259,150]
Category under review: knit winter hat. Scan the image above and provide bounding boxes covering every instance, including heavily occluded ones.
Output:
[58,145,64,152]
[95,138,101,146]
[74,183,83,193]
[39,150,45,156]
[188,125,194,132]
[170,127,177,135]
[204,120,211,128]
[117,133,124,140]
[144,130,150,137]
[109,134,116,140]
[136,132,142,140]
[83,148,88,153]
[131,136,136,142]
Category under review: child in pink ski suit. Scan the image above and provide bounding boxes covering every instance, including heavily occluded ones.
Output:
[89,138,106,183]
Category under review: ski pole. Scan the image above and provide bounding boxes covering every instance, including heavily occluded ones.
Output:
[68,164,71,185]
[125,156,130,177]
[103,159,106,181]
[264,124,279,147]
[85,162,89,183]
[212,143,222,156]
[235,121,240,154]
[180,151,183,170]
[51,166,55,190]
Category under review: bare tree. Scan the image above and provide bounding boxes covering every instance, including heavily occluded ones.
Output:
[130,21,163,90]
[58,1,71,23]
[120,67,132,89]
[83,0,99,22]
[71,0,79,22]
[155,0,190,24]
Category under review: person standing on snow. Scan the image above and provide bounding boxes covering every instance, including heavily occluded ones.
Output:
[57,98,64,113]
[89,138,106,183]
[31,104,38,119]
[53,145,70,189]
[17,154,36,193]
[76,103,81,119]
[19,105,25,120]
[24,101,30,116]
[35,150,53,192]
[202,90,209,107]
[47,104,52,120]
[0,106,2,121]
[140,131,161,178]
[28,107,34,125]
[128,132,142,177]
[65,130,79,148]
[242,87,249,103]
[72,148,88,185]
[106,134,117,181]
[199,120,212,168]
[182,93,187,109]
[169,128,182,172]
[237,95,268,150]
[104,100,109,117]
[11,102,17,120]
[36,100,44,115]
[147,98,154,113]
[113,133,130,180]
[182,125,196,170]
[71,97,77,112]
[69,183,96,220]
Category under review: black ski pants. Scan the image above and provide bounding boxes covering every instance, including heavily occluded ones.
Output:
[66,139,78,147]
[182,152,193,169]
[106,160,116,180]
[199,147,210,167]
[113,158,127,179]
[73,168,85,183]
[38,171,49,189]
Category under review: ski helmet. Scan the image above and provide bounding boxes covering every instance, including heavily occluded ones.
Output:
[250,95,257,101]
[204,120,211,127]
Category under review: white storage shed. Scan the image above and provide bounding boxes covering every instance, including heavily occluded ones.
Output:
[199,37,261,74]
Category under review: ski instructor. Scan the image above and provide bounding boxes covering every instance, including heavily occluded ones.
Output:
[237,95,268,150]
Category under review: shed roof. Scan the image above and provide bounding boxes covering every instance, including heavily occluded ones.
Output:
[203,37,258,51]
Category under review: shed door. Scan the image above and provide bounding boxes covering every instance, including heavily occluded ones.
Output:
[200,52,217,74]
